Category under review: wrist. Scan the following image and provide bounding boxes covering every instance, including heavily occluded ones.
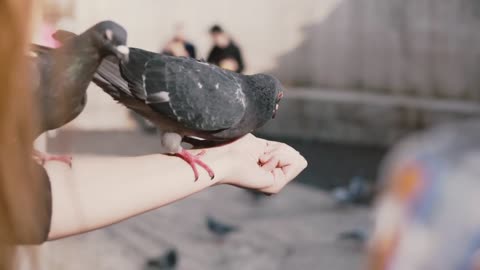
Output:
[200,150,232,186]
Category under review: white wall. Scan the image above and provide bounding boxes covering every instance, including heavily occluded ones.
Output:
[59,0,342,74]
[56,0,480,99]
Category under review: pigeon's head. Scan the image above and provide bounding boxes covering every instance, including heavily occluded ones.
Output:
[248,74,285,120]
[89,21,129,62]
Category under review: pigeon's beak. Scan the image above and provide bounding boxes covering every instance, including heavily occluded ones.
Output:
[115,45,130,63]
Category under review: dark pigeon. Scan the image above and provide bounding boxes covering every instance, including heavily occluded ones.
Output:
[337,229,369,248]
[206,216,238,241]
[331,176,375,206]
[29,21,129,165]
[92,47,284,180]
[145,249,178,270]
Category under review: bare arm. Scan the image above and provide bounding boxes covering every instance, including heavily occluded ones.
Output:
[46,154,225,240]
[45,135,307,240]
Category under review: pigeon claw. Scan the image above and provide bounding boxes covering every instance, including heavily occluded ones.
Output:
[175,150,215,181]
[33,150,73,167]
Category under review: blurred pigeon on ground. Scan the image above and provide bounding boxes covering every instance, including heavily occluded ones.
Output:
[206,216,238,241]
[92,48,284,180]
[144,248,178,270]
[29,21,129,166]
[337,229,369,245]
[332,176,374,205]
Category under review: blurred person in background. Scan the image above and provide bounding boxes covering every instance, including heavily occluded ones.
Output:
[0,1,307,268]
[207,25,245,73]
[162,23,196,58]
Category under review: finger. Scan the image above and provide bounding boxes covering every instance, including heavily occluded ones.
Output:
[261,150,291,170]
[261,156,280,171]
[281,157,308,183]
[260,168,286,194]
[267,148,304,169]
[261,149,296,171]
[259,153,272,164]
[259,154,307,194]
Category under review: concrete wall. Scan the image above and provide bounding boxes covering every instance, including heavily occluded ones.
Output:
[272,0,480,99]
[258,88,480,145]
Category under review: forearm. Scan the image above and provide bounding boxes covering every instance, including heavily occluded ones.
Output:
[45,154,225,240]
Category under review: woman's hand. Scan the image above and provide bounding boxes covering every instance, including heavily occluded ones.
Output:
[201,134,308,194]
[258,140,308,194]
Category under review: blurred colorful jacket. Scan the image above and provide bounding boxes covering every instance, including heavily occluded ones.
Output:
[370,120,480,270]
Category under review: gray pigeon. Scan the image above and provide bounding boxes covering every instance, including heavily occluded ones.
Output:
[206,215,238,242]
[91,48,284,180]
[29,21,129,165]
[145,249,178,270]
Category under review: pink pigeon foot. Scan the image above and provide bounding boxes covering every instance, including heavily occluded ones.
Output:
[175,149,215,181]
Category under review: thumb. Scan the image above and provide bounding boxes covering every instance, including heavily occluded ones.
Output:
[259,168,287,194]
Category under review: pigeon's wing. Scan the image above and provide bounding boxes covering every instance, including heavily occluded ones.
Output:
[29,44,54,72]
[119,48,157,96]
[94,56,134,100]
[143,55,247,131]
[28,44,54,93]
[94,48,159,101]
[93,48,171,125]
[93,47,157,101]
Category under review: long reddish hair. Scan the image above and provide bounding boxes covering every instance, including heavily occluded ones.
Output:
[0,0,42,269]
